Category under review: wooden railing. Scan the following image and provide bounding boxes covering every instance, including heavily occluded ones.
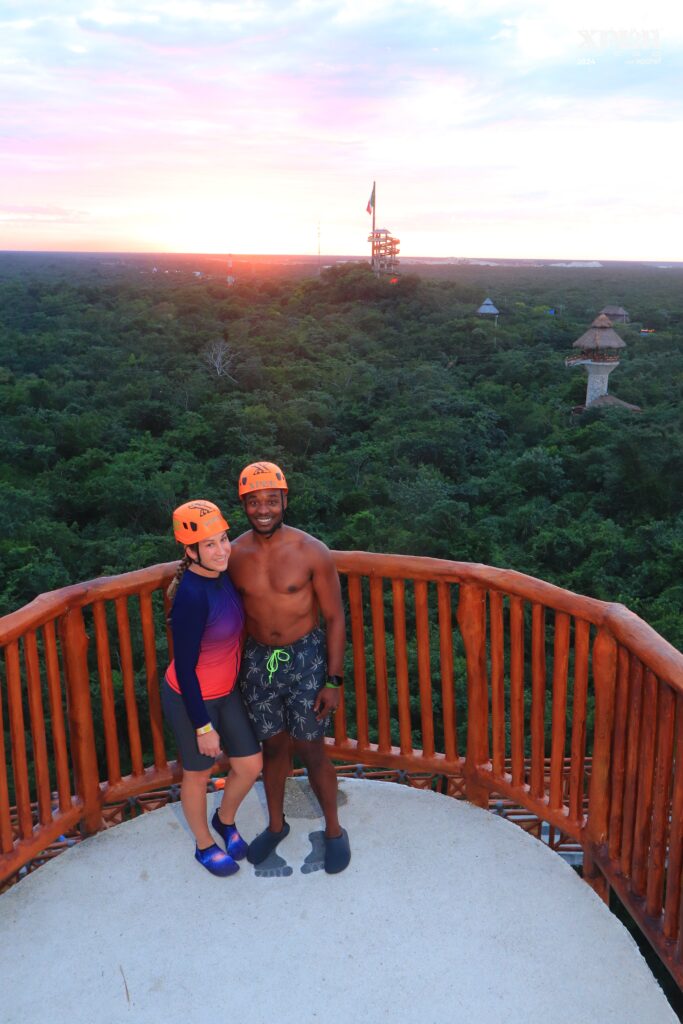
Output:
[1,553,682,987]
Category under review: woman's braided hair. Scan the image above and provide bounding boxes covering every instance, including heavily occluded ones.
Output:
[166,552,193,606]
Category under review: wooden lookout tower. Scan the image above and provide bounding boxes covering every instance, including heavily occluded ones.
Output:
[366,181,400,277]
[368,228,400,277]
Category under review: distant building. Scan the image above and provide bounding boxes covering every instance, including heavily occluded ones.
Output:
[550,260,603,268]
[477,298,499,324]
[368,228,400,276]
[566,312,639,410]
[599,305,629,323]
[477,297,499,315]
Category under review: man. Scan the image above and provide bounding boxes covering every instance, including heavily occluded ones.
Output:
[229,461,351,874]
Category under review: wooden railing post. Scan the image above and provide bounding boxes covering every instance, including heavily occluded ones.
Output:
[457,583,489,808]
[583,626,617,901]
[61,607,103,835]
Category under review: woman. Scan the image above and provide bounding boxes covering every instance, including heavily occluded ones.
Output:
[163,499,262,876]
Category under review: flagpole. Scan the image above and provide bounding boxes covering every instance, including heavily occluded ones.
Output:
[372,180,376,273]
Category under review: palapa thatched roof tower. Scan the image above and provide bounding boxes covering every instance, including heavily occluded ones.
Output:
[566,313,626,406]
[599,304,629,323]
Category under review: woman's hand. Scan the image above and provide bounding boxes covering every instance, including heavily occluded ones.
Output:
[197,727,221,759]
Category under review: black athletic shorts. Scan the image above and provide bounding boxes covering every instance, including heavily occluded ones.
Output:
[161,679,260,771]
[239,626,329,742]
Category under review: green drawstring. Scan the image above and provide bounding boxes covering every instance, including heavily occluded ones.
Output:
[266,648,290,683]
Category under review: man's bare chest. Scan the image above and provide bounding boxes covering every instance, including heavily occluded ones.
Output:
[233,553,312,598]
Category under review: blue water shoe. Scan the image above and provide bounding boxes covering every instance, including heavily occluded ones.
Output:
[195,843,239,877]
[211,810,248,860]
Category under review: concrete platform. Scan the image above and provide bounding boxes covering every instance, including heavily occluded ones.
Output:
[0,778,676,1024]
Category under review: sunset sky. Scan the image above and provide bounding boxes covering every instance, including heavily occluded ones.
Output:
[2,1,681,260]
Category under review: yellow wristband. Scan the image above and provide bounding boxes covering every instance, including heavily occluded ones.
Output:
[195,723,214,736]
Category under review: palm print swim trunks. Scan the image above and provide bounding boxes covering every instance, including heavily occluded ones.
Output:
[239,626,329,742]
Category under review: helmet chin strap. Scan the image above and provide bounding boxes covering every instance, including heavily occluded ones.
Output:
[187,543,206,569]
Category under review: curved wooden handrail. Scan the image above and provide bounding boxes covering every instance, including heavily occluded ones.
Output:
[0,562,176,645]
[333,551,683,691]
[2,552,681,689]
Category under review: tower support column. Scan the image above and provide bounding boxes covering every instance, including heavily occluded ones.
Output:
[586,362,619,405]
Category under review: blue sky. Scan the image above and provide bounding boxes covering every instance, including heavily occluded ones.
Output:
[1,1,681,259]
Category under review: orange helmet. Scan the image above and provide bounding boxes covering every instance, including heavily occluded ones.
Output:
[238,462,288,498]
[172,500,229,545]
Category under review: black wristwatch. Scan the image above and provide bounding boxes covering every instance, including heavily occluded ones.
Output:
[325,675,344,689]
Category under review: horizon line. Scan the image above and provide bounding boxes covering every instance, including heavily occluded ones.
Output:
[1,249,681,267]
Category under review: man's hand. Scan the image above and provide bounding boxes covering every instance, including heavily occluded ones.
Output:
[197,728,221,759]
[314,686,340,722]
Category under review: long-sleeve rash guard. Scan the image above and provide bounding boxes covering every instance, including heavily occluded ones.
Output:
[165,570,245,729]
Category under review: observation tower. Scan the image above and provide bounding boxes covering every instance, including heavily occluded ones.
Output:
[2,553,682,1021]
[366,181,400,276]
[477,297,500,326]
[368,228,400,276]
[566,312,626,406]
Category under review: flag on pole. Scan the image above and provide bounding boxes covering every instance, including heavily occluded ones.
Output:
[366,183,375,214]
